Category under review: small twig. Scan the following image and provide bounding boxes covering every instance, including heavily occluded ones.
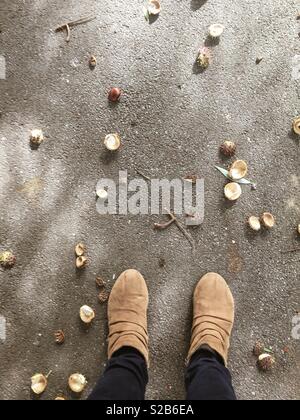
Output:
[56,16,96,42]
[65,24,71,42]
[136,169,151,182]
[45,370,53,379]
[165,209,195,251]
[154,218,175,230]
[281,247,300,254]
[56,16,96,30]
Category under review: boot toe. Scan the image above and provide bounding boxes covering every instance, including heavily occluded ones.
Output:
[194,272,234,307]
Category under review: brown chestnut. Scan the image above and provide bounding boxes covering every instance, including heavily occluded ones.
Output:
[108,87,121,102]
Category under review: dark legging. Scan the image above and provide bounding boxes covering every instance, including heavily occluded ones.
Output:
[88,347,236,401]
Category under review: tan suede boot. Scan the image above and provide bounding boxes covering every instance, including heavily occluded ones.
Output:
[107,269,149,366]
[187,273,235,366]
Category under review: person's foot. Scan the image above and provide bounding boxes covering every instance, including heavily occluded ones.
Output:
[187,273,235,366]
[108,269,149,366]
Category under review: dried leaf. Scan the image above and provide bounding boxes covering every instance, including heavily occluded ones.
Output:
[95,277,106,288]
[238,178,253,185]
[215,166,230,179]
[215,166,255,187]
[54,330,65,345]
[143,7,150,21]
[98,290,109,303]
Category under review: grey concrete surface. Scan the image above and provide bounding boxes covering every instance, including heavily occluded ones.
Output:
[0,0,299,400]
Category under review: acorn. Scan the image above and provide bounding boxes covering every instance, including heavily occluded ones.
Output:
[253,342,264,357]
[229,160,248,180]
[297,224,300,235]
[31,373,49,395]
[220,141,236,157]
[104,133,121,151]
[148,0,161,15]
[30,129,44,145]
[257,354,276,372]
[292,116,300,135]
[208,23,225,39]
[79,305,95,323]
[108,87,121,102]
[96,188,108,200]
[95,276,106,288]
[261,212,275,229]
[89,55,97,68]
[75,243,85,257]
[98,289,109,303]
[68,373,87,393]
[0,251,16,269]
[55,396,66,400]
[248,216,261,232]
[224,182,242,201]
[76,256,87,269]
[197,47,211,69]
[54,330,65,345]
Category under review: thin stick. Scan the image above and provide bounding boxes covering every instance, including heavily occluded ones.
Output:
[56,16,96,42]
[68,16,96,27]
[281,247,300,254]
[65,24,71,42]
[154,218,175,230]
[164,209,195,251]
[56,16,96,31]
[135,169,151,182]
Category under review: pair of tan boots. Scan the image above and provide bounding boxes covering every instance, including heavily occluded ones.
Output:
[108,270,234,367]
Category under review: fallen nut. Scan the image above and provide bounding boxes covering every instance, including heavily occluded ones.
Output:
[0,251,16,269]
[253,342,265,357]
[104,133,121,151]
[220,141,236,157]
[292,116,300,135]
[54,330,65,345]
[224,182,242,201]
[30,129,44,145]
[298,224,300,235]
[229,160,248,180]
[55,396,66,400]
[197,47,211,69]
[159,257,166,268]
[68,373,87,393]
[96,188,108,200]
[95,276,106,288]
[76,256,87,269]
[248,216,261,232]
[79,305,95,323]
[75,243,85,257]
[31,373,48,395]
[208,23,225,38]
[148,0,161,15]
[261,212,275,229]
[257,353,276,372]
[89,55,97,68]
[108,87,121,102]
[98,290,109,303]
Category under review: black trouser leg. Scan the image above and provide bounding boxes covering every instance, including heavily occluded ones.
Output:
[88,347,148,400]
[185,349,237,400]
